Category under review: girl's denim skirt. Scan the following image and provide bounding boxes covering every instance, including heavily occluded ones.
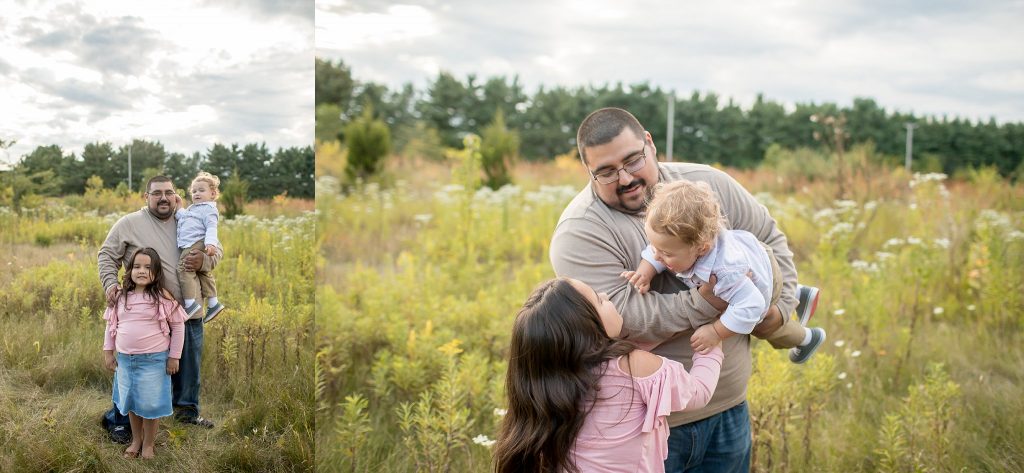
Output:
[112,351,172,419]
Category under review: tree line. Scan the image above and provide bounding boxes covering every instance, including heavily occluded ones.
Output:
[5,140,314,199]
[317,58,1024,178]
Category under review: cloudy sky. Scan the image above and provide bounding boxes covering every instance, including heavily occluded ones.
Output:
[317,0,1024,127]
[0,0,313,165]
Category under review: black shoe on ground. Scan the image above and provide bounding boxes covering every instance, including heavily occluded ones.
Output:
[178,415,215,429]
[108,425,132,444]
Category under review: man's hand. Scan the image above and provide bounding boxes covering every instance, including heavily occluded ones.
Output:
[698,274,728,311]
[182,249,204,272]
[104,350,117,372]
[690,324,723,354]
[166,358,180,375]
[105,284,121,307]
[204,244,217,257]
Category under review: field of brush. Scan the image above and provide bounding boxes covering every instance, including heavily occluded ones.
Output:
[0,190,316,472]
[318,143,1024,473]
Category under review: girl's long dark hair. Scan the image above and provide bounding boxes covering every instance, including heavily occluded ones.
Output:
[121,247,175,309]
[493,278,636,473]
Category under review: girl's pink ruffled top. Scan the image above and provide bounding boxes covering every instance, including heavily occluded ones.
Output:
[102,291,187,358]
[570,347,723,473]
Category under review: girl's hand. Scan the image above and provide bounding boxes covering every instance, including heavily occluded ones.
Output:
[690,324,722,354]
[104,351,117,372]
[204,244,216,256]
[167,358,180,375]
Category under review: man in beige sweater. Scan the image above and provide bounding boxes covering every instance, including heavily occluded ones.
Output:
[98,176,222,443]
[550,108,800,472]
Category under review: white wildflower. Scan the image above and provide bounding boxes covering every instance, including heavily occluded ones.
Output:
[907,237,922,245]
[884,238,904,248]
[473,434,496,447]
[851,260,870,271]
[413,214,433,224]
[825,222,854,238]
[834,340,845,347]
[933,307,944,315]
[967,304,976,311]
[833,309,845,316]
[909,203,918,210]
[933,238,950,249]
[493,408,507,417]
[875,251,895,261]
[851,350,862,358]
[864,201,878,211]
[846,382,853,389]
[837,372,847,380]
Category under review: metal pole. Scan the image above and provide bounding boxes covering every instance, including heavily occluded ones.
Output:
[904,123,916,172]
[666,91,675,162]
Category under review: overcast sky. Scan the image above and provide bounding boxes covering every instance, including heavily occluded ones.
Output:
[317,0,1024,128]
[0,0,313,165]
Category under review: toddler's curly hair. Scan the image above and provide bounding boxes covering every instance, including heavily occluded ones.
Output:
[645,180,726,247]
[191,171,220,195]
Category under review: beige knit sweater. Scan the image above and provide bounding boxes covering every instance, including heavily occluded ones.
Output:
[550,162,798,426]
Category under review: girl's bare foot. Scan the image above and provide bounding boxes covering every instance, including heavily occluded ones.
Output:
[140,445,156,459]
[123,443,141,458]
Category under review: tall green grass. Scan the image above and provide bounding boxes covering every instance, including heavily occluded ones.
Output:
[0,199,315,472]
[319,147,1024,472]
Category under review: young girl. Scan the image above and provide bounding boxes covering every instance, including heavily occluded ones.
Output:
[622,180,826,363]
[176,171,225,323]
[102,247,187,459]
[493,278,723,473]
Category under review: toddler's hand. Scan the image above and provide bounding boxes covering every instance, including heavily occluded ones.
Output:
[167,358,180,375]
[104,351,117,372]
[204,244,216,256]
[620,270,651,294]
[690,324,722,354]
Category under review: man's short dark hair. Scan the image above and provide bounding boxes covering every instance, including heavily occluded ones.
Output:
[146,176,173,192]
[576,108,646,164]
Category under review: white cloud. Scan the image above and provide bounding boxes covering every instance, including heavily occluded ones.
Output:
[0,0,312,165]
[318,0,1024,125]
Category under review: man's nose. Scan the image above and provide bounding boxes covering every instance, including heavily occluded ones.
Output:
[617,168,632,185]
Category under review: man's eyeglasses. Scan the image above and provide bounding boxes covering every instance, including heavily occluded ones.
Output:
[589,142,647,185]
[147,190,177,198]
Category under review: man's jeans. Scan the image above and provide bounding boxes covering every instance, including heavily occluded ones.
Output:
[664,401,752,473]
[171,318,204,419]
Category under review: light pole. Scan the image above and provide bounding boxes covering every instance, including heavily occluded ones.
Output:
[128,140,133,192]
[666,90,675,162]
[904,123,917,172]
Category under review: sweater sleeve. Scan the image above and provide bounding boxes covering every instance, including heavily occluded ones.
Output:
[97,216,128,293]
[709,169,798,318]
[639,346,723,432]
[550,217,721,346]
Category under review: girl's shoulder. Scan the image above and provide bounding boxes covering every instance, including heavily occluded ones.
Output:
[616,350,665,379]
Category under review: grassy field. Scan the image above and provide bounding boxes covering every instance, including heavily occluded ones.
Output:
[318,143,1024,472]
[0,192,316,472]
